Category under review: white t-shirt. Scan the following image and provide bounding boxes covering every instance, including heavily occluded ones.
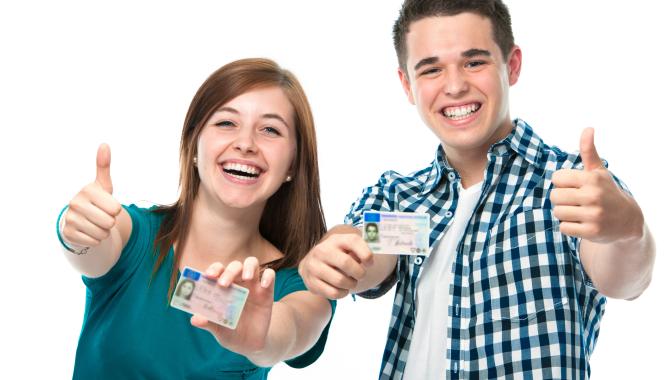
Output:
[404,181,482,380]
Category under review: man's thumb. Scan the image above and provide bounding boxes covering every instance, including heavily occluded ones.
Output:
[95,143,113,193]
[580,128,603,171]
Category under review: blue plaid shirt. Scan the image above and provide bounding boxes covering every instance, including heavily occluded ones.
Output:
[345,120,626,379]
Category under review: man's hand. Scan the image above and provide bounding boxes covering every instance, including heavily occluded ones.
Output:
[299,226,375,299]
[550,128,643,244]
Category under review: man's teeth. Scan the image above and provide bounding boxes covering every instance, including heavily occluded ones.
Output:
[222,162,260,177]
[443,103,480,120]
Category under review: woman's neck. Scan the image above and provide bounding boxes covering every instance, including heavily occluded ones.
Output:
[179,192,275,272]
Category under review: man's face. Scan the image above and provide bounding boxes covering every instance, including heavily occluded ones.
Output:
[399,13,521,160]
[366,225,378,241]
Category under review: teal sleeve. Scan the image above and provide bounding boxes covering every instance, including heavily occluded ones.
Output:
[81,205,151,295]
[275,268,337,369]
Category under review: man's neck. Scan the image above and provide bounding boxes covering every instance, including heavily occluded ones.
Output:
[444,151,487,189]
[442,120,515,189]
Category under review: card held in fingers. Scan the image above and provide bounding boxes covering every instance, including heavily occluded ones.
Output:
[170,267,249,329]
[363,211,430,255]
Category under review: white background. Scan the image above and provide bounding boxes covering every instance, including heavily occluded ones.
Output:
[1,1,668,378]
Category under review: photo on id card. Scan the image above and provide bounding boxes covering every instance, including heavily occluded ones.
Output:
[363,211,430,255]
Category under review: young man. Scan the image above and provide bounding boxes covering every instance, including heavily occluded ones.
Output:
[299,0,655,379]
[364,222,380,243]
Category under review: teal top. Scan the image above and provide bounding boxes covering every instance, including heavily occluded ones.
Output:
[73,205,335,380]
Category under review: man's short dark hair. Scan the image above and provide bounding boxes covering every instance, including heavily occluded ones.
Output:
[393,0,515,73]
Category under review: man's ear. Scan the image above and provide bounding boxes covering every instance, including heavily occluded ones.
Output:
[507,46,522,86]
[398,68,416,105]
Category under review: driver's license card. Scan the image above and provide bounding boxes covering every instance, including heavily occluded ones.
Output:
[362,211,430,255]
[170,267,249,329]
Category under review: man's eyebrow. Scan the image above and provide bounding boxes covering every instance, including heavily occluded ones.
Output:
[414,56,439,72]
[413,49,491,71]
[462,48,491,58]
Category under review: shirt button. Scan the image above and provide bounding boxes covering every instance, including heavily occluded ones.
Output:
[447,172,456,181]
[414,257,423,265]
[445,211,453,218]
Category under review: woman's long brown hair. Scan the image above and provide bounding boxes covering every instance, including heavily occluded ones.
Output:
[151,58,326,297]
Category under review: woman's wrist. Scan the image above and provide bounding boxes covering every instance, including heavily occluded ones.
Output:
[56,205,90,255]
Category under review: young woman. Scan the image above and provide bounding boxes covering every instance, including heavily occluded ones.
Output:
[57,58,335,379]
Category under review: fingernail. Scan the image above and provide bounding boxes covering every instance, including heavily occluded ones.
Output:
[261,276,270,288]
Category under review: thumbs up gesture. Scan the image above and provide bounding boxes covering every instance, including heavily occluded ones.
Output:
[550,128,643,243]
[61,144,123,248]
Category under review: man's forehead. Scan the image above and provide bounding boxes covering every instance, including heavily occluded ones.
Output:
[405,14,500,69]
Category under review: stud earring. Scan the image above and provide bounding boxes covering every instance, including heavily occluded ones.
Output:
[193,156,198,166]
[286,175,292,182]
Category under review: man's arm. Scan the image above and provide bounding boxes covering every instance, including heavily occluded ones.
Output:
[580,224,654,300]
[299,224,398,299]
[551,128,656,300]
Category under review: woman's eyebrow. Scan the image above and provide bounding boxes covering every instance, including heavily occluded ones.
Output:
[214,107,288,128]
[262,113,289,128]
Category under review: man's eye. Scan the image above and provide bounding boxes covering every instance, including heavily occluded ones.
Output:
[215,120,235,127]
[465,61,485,68]
[420,68,440,76]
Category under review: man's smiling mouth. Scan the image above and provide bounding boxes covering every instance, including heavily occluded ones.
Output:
[441,102,481,120]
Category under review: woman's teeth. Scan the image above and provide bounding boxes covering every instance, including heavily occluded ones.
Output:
[222,162,260,177]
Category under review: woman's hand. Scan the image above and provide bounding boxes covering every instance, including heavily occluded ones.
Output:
[191,257,276,356]
[61,144,122,249]
[60,144,130,278]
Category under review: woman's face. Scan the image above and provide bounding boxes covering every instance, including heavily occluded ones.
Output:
[196,86,297,211]
[178,281,194,297]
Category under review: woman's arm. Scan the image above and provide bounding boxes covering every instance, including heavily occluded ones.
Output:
[192,258,332,367]
[246,291,331,367]
[58,144,132,277]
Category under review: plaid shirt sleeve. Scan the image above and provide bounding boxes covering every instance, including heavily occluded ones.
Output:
[344,170,398,226]
[344,170,402,299]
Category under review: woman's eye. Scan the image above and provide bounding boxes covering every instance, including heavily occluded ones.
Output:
[215,120,235,127]
[262,126,281,136]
